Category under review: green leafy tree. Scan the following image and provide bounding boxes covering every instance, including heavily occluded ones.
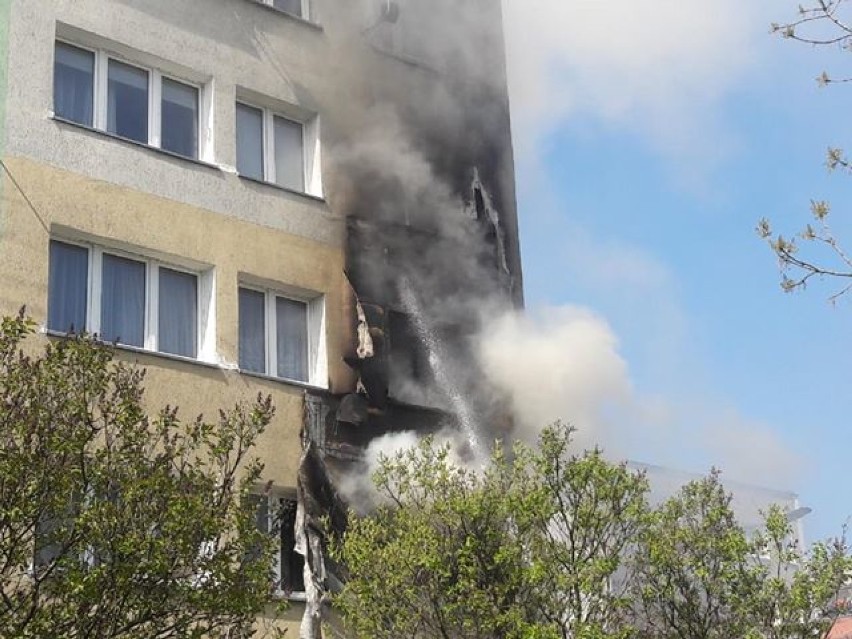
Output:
[332,423,649,639]
[760,1,852,300]
[0,312,278,639]
[630,472,851,639]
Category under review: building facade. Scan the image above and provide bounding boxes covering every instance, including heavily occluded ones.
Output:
[0,0,521,634]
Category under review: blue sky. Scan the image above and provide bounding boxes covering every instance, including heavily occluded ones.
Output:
[501,0,852,541]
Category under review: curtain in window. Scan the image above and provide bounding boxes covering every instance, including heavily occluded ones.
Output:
[239,288,266,373]
[161,78,198,159]
[48,240,88,334]
[107,60,149,143]
[276,296,308,382]
[273,115,304,192]
[101,253,145,347]
[273,0,302,17]
[236,103,264,180]
[158,267,197,358]
[54,43,94,126]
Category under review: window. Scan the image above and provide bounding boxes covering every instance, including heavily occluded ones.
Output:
[53,41,202,160]
[250,492,305,595]
[259,0,308,19]
[236,102,312,194]
[238,285,325,386]
[48,239,213,360]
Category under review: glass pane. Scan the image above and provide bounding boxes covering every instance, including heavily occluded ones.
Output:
[48,240,88,333]
[101,253,145,347]
[161,77,198,159]
[54,42,94,126]
[236,103,263,180]
[158,267,197,358]
[107,59,149,143]
[273,0,303,17]
[273,116,304,191]
[254,495,269,534]
[275,296,308,382]
[239,288,266,373]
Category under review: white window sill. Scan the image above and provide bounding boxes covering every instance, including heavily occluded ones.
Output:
[272,590,308,602]
[237,174,326,205]
[246,1,323,31]
[51,115,222,172]
[45,329,223,371]
[46,330,333,395]
[239,368,327,393]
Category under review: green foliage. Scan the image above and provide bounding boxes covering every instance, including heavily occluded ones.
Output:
[630,472,851,639]
[0,312,277,639]
[332,423,649,639]
[333,425,851,639]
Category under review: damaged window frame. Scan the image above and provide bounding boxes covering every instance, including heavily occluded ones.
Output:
[234,96,322,198]
[237,282,327,388]
[249,489,306,598]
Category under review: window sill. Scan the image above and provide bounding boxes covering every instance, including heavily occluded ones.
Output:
[237,174,326,204]
[272,590,308,602]
[45,329,224,372]
[239,368,327,393]
[51,116,222,172]
[246,1,323,31]
[45,330,330,394]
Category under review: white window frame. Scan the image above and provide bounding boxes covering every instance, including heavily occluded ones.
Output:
[53,39,212,161]
[235,98,322,197]
[238,283,326,387]
[258,0,310,20]
[252,490,306,598]
[48,237,216,362]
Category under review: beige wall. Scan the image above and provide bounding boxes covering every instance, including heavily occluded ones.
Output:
[0,154,350,485]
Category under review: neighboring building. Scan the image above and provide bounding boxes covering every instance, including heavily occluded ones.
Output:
[631,462,809,550]
[0,0,521,635]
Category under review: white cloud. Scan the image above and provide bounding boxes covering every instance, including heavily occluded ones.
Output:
[503,0,773,159]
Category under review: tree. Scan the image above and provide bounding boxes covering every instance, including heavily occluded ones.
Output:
[333,426,851,639]
[759,1,852,300]
[0,312,278,639]
[331,423,649,639]
[630,472,851,639]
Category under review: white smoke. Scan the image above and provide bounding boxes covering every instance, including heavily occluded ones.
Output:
[477,305,634,453]
[475,305,802,489]
[335,428,485,512]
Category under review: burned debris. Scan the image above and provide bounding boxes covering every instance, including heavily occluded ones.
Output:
[288,0,522,635]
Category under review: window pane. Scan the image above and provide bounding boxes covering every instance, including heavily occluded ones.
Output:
[161,78,198,159]
[275,296,308,382]
[48,240,88,333]
[236,103,263,180]
[54,42,94,126]
[107,59,149,143]
[273,0,303,17]
[158,267,197,358]
[273,116,304,191]
[239,288,266,373]
[101,253,145,347]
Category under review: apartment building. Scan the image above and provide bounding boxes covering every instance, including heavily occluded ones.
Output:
[0,0,521,634]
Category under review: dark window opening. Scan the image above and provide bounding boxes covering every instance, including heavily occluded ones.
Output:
[388,311,431,387]
[253,493,305,593]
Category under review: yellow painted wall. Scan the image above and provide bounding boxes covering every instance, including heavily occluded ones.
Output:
[0,154,350,486]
